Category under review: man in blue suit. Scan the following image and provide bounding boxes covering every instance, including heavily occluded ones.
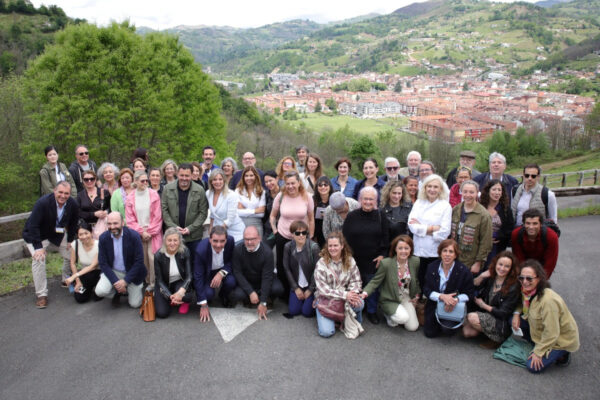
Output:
[194,226,237,322]
[95,212,147,308]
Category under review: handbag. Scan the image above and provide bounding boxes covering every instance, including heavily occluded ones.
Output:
[435,299,466,329]
[92,188,108,239]
[317,297,345,322]
[139,290,156,322]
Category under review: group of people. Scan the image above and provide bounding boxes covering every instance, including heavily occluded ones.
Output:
[24,143,578,373]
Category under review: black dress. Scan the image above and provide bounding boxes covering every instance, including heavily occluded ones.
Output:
[77,188,111,225]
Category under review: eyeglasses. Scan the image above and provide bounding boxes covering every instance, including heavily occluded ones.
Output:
[386,166,399,171]
[138,179,148,183]
[317,183,329,187]
[83,177,96,182]
[419,168,432,173]
[518,276,537,283]
[294,231,308,236]
[78,151,89,156]
[282,162,293,166]
[524,174,538,179]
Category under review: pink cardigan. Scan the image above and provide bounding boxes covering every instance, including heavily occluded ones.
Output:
[125,188,163,253]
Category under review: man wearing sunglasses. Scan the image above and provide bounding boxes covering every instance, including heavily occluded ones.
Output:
[68,144,98,193]
[380,157,404,183]
[512,163,557,227]
[511,208,559,279]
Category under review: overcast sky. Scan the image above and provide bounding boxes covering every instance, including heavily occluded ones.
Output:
[31,0,539,30]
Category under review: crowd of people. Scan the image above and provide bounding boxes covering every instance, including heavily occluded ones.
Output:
[24,143,579,373]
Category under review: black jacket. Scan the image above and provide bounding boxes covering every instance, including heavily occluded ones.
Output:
[69,160,98,193]
[423,260,476,315]
[155,247,193,299]
[23,193,79,249]
[282,240,320,292]
[232,242,275,303]
[475,278,520,338]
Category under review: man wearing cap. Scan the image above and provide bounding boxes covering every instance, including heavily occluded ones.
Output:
[322,192,360,239]
[446,150,480,188]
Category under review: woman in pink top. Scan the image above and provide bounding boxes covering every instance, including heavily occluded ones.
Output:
[125,170,163,289]
[270,171,315,297]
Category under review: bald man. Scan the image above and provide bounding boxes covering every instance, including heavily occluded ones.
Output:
[95,212,147,308]
[229,152,265,189]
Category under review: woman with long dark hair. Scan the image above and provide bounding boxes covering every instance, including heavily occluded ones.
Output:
[480,179,514,265]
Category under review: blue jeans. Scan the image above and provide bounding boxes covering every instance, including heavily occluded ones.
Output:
[520,317,569,373]
[316,299,364,338]
[362,273,379,314]
[288,290,315,317]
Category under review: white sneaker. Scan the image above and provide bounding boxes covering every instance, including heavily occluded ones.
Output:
[385,315,399,327]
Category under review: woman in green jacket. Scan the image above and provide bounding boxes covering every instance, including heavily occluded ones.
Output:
[361,234,420,331]
[40,145,77,197]
[451,180,492,275]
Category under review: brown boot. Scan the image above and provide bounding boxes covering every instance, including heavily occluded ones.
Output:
[35,296,48,309]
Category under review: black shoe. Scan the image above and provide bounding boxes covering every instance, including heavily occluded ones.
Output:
[367,312,380,325]
[111,293,121,308]
[556,353,571,367]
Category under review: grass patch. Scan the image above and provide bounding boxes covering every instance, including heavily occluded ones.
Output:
[283,113,411,136]
[0,253,63,296]
[558,204,600,219]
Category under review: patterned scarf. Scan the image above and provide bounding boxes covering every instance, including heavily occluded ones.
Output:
[521,288,537,317]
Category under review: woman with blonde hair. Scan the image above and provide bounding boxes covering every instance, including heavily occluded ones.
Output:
[275,156,298,188]
[160,159,178,186]
[207,169,245,242]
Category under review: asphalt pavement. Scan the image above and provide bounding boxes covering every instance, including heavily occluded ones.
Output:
[1,216,599,399]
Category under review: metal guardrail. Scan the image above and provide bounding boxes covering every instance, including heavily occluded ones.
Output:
[514,169,600,189]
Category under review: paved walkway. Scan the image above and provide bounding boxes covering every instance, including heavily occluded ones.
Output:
[0,216,599,399]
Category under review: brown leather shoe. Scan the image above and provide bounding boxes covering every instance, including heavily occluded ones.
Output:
[36,296,48,309]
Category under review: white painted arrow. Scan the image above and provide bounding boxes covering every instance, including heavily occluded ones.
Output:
[210,306,271,343]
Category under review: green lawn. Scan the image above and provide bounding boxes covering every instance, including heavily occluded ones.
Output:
[282,114,409,135]
[0,254,63,296]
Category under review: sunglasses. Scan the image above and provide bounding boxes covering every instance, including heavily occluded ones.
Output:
[294,231,308,236]
[518,276,537,283]
[83,177,96,182]
[78,151,89,156]
[138,179,148,183]
[386,166,399,171]
[317,183,329,187]
[524,174,538,179]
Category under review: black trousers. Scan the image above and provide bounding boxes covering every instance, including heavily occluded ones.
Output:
[73,269,101,303]
[418,257,438,293]
[229,277,284,304]
[274,233,291,298]
[423,300,459,338]
[154,280,194,319]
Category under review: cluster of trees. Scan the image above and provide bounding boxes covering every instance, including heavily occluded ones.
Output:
[333,78,387,92]
[0,22,229,213]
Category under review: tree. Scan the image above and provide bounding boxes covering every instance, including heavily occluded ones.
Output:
[582,102,600,149]
[22,22,228,168]
[325,98,337,113]
[394,81,402,93]
[314,101,322,113]
[462,81,469,91]
[349,135,380,173]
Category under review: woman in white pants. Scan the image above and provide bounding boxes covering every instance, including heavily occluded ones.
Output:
[361,235,420,331]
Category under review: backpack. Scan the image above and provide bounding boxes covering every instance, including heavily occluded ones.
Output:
[512,184,561,237]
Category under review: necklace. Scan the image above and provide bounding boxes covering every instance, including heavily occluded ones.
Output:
[494,280,504,290]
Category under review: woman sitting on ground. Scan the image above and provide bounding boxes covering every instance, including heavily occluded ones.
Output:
[65,221,102,303]
[422,239,475,338]
[314,232,364,338]
[154,228,194,317]
[282,220,320,318]
[463,251,520,347]
[512,259,579,373]
[361,235,420,331]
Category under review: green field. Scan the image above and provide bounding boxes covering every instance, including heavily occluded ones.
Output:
[281,113,410,135]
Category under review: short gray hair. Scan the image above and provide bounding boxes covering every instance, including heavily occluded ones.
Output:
[489,152,506,165]
[460,179,479,192]
[97,162,120,181]
[160,228,186,254]
[384,157,399,166]
[358,186,378,208]
[221,157,238,171]
[406,151,422,161]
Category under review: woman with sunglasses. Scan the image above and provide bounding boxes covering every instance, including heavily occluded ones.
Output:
[270,171,315,298]
[512,259,579,373]
[76,170,111,237]
[125,170,163,289]
[282,220,320,317]
[313,176,334,247]
[463,251,520,347]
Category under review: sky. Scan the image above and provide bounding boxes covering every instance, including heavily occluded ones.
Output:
[31,0,540,30]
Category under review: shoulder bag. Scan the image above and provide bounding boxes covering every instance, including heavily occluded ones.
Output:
[435,299,466,329]
[139,290,156,322]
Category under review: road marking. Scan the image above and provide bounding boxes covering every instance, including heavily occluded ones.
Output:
[210,306,271,343]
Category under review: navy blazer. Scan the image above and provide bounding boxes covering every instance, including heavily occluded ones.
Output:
[423,259,475,314]
[23,194,79,249]
[98,227,147,285]
[474,172,519,201]
[193,235,235,302]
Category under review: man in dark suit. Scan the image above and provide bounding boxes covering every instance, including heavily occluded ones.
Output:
[193,226,237,322]
[228,152,265,189]
[95,211,147,308]
[23,181,79,308]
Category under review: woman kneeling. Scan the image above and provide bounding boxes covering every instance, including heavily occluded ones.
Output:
[361,235,420,331]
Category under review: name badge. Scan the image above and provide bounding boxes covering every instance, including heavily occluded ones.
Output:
[55,227,65,234]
